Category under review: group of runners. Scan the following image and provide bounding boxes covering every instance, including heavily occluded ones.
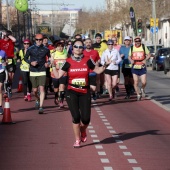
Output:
[0,30,150,148]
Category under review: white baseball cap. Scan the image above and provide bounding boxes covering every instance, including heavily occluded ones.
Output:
[124,36,131,41]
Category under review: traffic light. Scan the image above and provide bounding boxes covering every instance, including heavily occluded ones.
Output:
[137,19,142,33]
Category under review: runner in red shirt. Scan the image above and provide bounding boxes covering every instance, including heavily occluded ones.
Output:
[0,30,16,97]
[51,39,111,148]
[83,38,100,100]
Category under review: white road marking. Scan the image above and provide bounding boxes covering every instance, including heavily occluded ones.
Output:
[104,167,113,170]
[112,135,119,138]
[119,145,127,149]
[132,167,142,170]
[88,126,93,129]
[91,102,142,170]
[89,130,95,133]
[91,134,98,138]
[109,130,116,133]
[115,140,123,143]
[123,152,132,156]
[93,139,100,143]
[128,159,137,163]
[106,126,113,129]
[98,151,106,156]
[95,145,103,149]
[102,119,108,121]
[104,122,110,125]
[101,158,110,163]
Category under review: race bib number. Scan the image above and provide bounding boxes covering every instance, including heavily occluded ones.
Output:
[72,78,86,86]
[133,65,142,69]
[8,59,13,65]
[21,64,29,71]
[57,61,64,68]
[125,64,132,68]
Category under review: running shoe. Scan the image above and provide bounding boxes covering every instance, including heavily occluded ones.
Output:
[54,98,59,105]
[109,96,113,101]
[3,93,7,98]
[140,88,146,98]
[124,95,130,99]
[0,107,3,115]
[59,101,64,108]
[92,93,97,100]
[35,100,40,109]
[7,86,12,98]
[73,139,81,148]
[137,95,142,101]
[38,107,44,114]
[24,95,28,101]
[27,94,31,102]
[81,131,87,142]
[96,92,101,99]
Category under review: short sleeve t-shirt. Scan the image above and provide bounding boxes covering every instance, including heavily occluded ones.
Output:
[0,39,15,58]
[119,45,131,65]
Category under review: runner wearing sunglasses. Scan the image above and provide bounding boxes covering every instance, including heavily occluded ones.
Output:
[51,39,111,148]
[101,39,122,101]
[24,34,51,114]
[128,36,150,101]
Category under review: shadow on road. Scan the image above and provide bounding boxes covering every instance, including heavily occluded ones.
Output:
[81,130,170,148]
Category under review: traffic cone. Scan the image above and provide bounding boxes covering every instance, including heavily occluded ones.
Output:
[1,98,15,124]
[17,77,23,92]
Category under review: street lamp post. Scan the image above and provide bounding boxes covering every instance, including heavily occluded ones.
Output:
[152,0,157,53]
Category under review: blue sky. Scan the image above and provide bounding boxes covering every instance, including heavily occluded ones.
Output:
[30,0,105,11]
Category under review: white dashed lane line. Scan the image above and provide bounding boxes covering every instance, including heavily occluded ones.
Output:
[88,121,113,170]
[89,104,143,170]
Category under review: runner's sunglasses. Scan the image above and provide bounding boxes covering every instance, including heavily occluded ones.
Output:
[73,45,84,49]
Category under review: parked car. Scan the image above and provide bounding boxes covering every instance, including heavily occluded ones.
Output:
[163,54,170,74]
[146,45,163,66]
[152,47,170,71]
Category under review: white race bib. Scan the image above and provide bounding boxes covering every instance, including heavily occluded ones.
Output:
[72,78,86,86]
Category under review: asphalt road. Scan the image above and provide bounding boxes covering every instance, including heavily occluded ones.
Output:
[145,67,170,111]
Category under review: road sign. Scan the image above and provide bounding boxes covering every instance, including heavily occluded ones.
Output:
[150,18,159,27]
[150,27,158,33]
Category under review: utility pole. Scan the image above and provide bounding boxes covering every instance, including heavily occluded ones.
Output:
[152,0,157,53]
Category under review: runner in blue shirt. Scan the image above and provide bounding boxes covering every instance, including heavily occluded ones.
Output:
[119,36,134,99]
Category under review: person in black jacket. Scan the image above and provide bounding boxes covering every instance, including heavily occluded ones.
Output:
[24,34,51,114]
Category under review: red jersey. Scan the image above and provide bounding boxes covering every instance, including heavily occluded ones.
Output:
[83,49,100,73]
[0,39,15,58]
[67,57,90,93]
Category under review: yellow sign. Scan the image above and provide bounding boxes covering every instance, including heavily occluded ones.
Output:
[150,18,159,27]
[156,18,159,26]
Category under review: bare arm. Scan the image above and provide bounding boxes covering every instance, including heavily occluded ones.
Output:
[128,55,134,64]
[8,35,16,42]
[52,66,66,79]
